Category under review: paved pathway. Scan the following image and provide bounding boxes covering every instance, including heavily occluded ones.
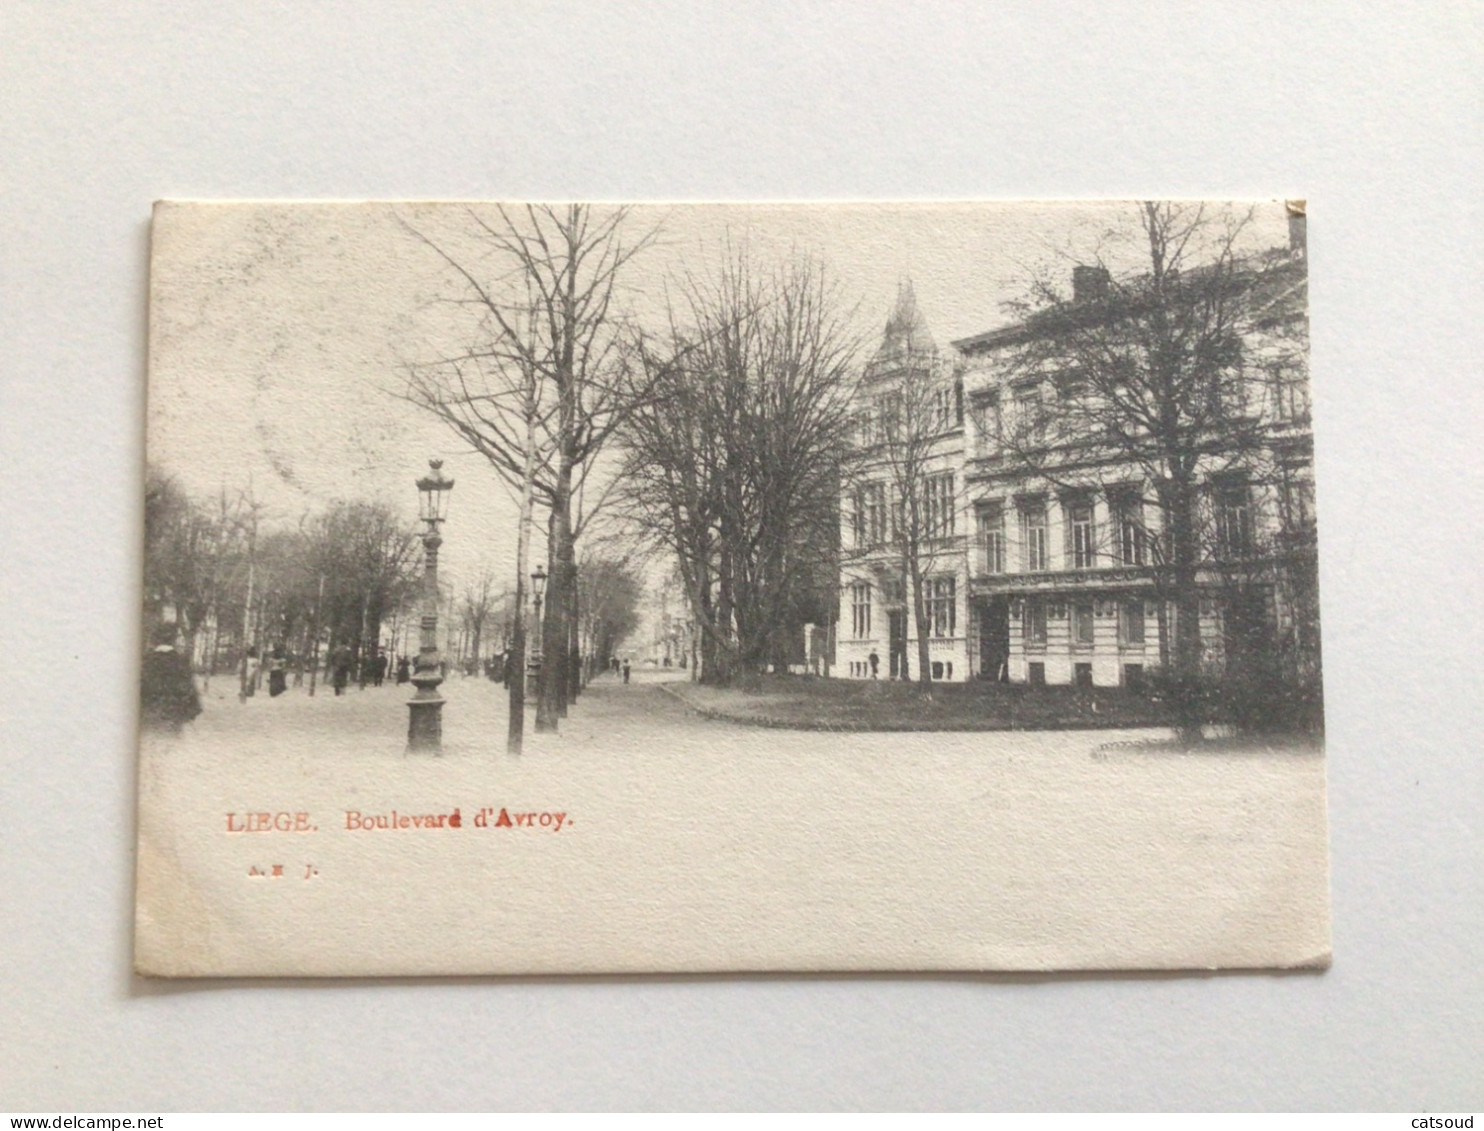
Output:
[140,663,1328,974]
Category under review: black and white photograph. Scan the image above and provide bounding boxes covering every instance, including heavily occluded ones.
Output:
[136,200,1328,977]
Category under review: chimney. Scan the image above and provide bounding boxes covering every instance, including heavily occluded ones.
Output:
[1072,265,1110,303]
[1286,200,1307,257]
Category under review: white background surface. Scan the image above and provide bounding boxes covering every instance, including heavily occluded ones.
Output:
[1,0,1479,1111]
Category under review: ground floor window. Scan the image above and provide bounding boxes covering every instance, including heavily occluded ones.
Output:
[1121,599,1146,646]
[850,582,872,639]
[1073,601,1094,645]
[928,576,956,637]
[977,505,1005,574]
[1022,597,1047,647]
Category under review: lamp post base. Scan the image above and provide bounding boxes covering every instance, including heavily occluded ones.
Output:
[407,683,445,753]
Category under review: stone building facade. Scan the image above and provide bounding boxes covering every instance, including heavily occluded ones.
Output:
[837,228,1315,690]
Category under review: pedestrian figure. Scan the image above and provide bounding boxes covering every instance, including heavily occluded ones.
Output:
[268,643,288,698]
[868,650,880,679]
[622,658,631,684]
[374,651,387,687]
[395,655,410,685]
[243,645,259,697]
[332,646,351,696]
[141,625,202,735]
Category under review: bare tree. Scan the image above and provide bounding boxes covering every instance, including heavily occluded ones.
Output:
[575,551,644,678]
[995,201,1310,732]
[403,204,656,739]
[620,251,858,684]
[143,466,253,675]
[458,566,498,672]
[299,499,422,682]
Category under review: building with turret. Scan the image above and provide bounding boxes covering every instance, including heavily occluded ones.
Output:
[837,224,1315,692]
[837,283,972,682]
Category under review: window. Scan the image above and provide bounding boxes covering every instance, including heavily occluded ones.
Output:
[977,505,1005,574]
[1068,500,1096,569]
[932,383,962,432]
[1016,384,1045,445]
[861,482,887,547]
[1270,365,1310,423]
[923,473,956,539]
[1022,597,1047,646]
[850,583,872,639]
[971,391,1002,456]
[1279,466,1315,533]
[1215,369,1248,417]
[1073,602,1095,646]
[874,393,901,444]
[928,576,956,638]
[1020,500,1049,572]
[1121,600,1146,646]
[1111,492,1146,565]
[1056,369,1089,401]
[1215,481,1254,557]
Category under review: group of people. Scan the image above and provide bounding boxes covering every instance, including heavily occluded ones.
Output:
[239,644,413,697]
[142,625,646,738]
[326,646,410,695]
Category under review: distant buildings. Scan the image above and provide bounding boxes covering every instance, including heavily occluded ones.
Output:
[837,222,1315,690]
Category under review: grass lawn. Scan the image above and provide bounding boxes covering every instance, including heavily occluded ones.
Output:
[663,672,1175,732]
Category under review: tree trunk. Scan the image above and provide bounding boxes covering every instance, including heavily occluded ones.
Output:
[567,576,582,700]
[1163,475,1205,740]
[508,392,538,755]
[537,489,571,731]
[910,560,933,691]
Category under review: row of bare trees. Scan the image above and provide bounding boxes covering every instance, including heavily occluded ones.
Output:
[446,553,641,685]
[400,200,1316,739]
[403,205,658,750]
[144,466,423,692]
[618,256,856,685]
[403,203,859,760]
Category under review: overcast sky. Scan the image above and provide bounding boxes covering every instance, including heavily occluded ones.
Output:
[147,200,1291,599]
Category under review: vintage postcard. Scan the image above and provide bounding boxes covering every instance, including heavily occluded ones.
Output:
[135,200,1329,976]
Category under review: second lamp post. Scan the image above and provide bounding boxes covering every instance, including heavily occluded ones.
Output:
[407,459,453,753]
[527,564,547,693]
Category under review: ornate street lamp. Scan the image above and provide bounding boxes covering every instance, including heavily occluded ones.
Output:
[526,564,547,697]
[407,459,453,753]
[530,565,547,658]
